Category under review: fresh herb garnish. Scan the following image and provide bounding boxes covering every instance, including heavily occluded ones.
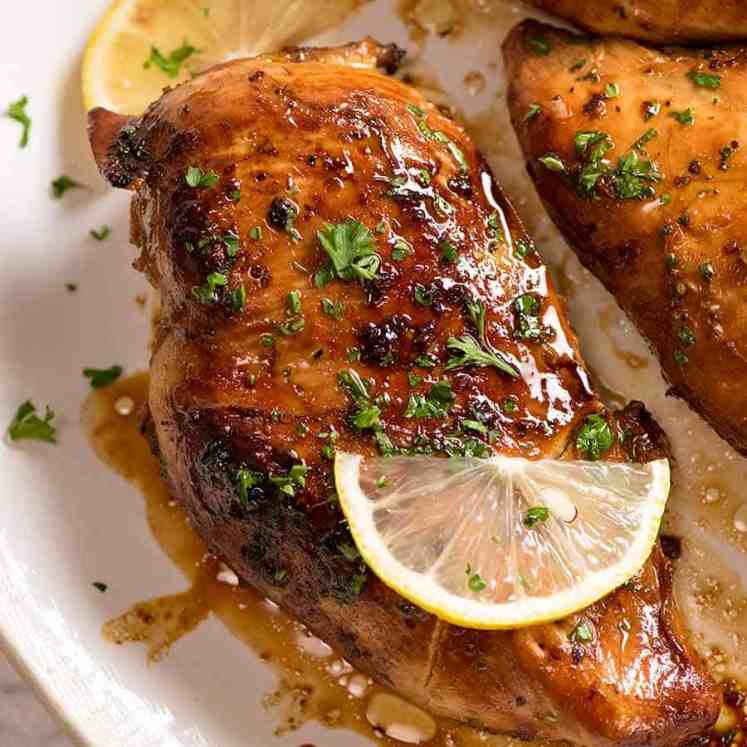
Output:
[670,107,695,126]
[229,286,246,312]
[51,175,83,199]
[83,365,123,389]
[678,326,696,346]
[528,35,551,56]
[404,380,455,419]
[269,462,309,498]
[538,153,566,172]
[632,128,657,152]
[466,565,487,592]
[192,271,227,304]
[144,40,198,78]
[687,70,721,89]
[569,620,594,643]
[315,219,380,287]
[576,414,614,460]
[523,506,550,528]
[524,103,541,122]
[643,100,660,121]
[90,225,111,241]
[604,82,620,99]
[321,297,344,320]
[249,226,262,241]
[611,150,661,200]
[514,293,550,341]
[287,290,302,315]
[445,335,519,378]
[185,166,219,188]
[5,96,31,148]
[7,400,56,443]
[414,284,433,307]
[392,237,413,261]
[440,240,458,263]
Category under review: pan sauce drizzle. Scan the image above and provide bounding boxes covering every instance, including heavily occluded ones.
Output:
[83,373,550,747]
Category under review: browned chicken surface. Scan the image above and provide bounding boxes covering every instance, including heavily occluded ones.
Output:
[531,0,747,43]
[504,21,747,456]
[88,39,719,746]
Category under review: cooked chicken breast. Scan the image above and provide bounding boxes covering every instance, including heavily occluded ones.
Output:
[531,0,747,43]
[88,39,719,746]
[504,20,747,456]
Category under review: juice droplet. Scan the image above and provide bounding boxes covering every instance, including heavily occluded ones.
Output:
[366,692,437,744]
[734,503,747,533]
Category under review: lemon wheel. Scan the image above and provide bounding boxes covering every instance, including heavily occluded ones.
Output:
[335,452,670,629]
[82,0,364,114]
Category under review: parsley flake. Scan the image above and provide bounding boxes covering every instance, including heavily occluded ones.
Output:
[51,175,83,199]
[144,40,198,78]
[687,70,721,89]
[576,414,614,460]
[315,219,380,286]
[5,96,31,148]
[83,365,123,389]
[185,166,219,188]
[7,400,56,443]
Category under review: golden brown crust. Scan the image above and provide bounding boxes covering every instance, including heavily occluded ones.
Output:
[504,20,747,455]
[531,0,747,43]
[90,39,719,746]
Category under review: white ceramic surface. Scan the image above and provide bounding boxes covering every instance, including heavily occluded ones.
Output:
[0,1,744,745]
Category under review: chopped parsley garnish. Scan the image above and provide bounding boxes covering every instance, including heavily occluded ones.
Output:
[466,298,487,342]
[321,297,344,320]
[260,333,275,347]
[404,380,455,419]
[5,96,31,148]
[523,506,549,528]
[674,350,689,366]
[346,346,361,362]
[678,326,696,346]
[440,240,458,263]
[408,372,423,387]
[514,293,550,342]
[466,565,487,592]
[538,153,565,172]
[229,189,241,201]
[144,40,198,78]
[576,414,614,460]
[632,128,657,151]
[611,150,661,200]
[338,368,371,402]
[670,107,695,126]
[407,105,468,173]
[277,316,304,336]
[249,226,262,240]
[51,175,83,199]
[445,335,519,378]
[699,262,714,281]
[83,365,123,389]
[315,219,380,287]
[604,82,620,99]
[514,239,535,259]
[287,290,302,315]
[392,237,413,261]
[569,620,594,643]
[229,286,246,312]
[269,462,309,497]
[524,103,541,122]
[7,400,56,443]
[192,271,227,304]
[90,225,111,241]
[185,166,219,188]
[687,70,721,89]
[528,35,551,56]
[414,353,438,369]
[414,284,433,307]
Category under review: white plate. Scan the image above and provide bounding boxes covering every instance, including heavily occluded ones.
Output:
[0,1,744,745]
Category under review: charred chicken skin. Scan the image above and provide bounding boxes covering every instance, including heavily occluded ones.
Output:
[88,39,719,746]
[530,0,747,43]
[504,21,747,456]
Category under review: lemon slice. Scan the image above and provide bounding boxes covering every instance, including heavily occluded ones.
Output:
[335,452,670,629]
[82,0,364,114]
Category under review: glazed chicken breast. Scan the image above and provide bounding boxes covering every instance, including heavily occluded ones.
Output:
[504,21,747,456]
[530,0,747,43]
[88,39,719,746]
